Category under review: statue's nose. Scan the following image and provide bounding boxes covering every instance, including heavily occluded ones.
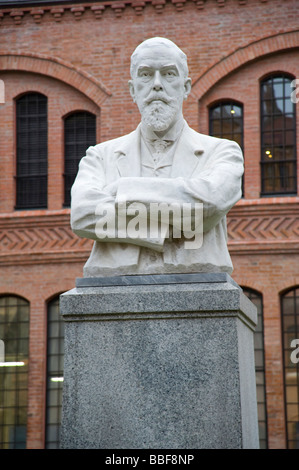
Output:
[153,71,163,91]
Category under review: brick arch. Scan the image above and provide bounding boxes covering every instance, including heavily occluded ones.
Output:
[259,70,296,83]
[0,292,30,303]
[45,291,64,305]
[0,52,111,107]
[279,283,299,297]
[62,108,97,120]
[14,90,48,101]
[191,30,299,99]
[208,97,244,108]
[237,282,264,297]
[240,285,263,296]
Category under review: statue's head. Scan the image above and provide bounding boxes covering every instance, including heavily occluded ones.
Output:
[129,37,191,133]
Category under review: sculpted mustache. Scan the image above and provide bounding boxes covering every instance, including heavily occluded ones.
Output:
[144,95,175,106]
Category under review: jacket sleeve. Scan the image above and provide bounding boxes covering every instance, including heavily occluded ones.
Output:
[70,145,167,250]
[115,138,243,233]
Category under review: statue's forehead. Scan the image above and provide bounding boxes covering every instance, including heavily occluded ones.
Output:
[134,44,180,65]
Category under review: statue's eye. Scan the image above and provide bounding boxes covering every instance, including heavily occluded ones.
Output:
[163,69,177,79]
[139,70,152,80]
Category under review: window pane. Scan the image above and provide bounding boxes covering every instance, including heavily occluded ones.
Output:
[232,117,242,133]
[275,98,284,114]
[273,82,284,99]
[262,131,272,147]
[232,134,242,148]
[45,297,64,449]
[15,93,48,209]
[286,386,299,404]
[283,298,295,316]
[64,112,96,207]
[211,119,221,135]
[0,296,29,449]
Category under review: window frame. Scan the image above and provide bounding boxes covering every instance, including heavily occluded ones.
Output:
[0,295,30,449]
[45,296,64,449]
[281,286,299,449]
[209,100,244,195]
[260,72,297,197]
[15,92,48,210]
[242,287,268,449]
[63,110,96,208]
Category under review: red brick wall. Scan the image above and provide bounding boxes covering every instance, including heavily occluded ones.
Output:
[0,0,298,449]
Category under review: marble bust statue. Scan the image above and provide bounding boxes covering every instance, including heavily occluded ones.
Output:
[71,37,244,277]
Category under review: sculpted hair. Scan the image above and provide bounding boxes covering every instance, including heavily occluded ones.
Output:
[130,37,189,79]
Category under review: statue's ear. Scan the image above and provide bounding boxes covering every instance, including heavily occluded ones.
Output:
[184,77,192,101]
[128,80,136,103]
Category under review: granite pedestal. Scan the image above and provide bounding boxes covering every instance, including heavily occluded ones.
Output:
[60,273,259,449]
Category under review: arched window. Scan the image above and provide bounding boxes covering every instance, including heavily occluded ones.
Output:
[15,93,48,209]
[45,297,64,449]
[242,287,268,449]
[64,111,96,207]
[281,287,299,449]
[260,74,297,196]
[209,100,244,194]
[0,296,30,449]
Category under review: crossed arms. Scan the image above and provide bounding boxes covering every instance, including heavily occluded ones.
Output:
[71,138,243,251]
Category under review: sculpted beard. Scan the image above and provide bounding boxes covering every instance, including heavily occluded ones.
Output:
[141,97,178,132]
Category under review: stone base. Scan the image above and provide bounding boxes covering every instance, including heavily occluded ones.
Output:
[60,273,259,449]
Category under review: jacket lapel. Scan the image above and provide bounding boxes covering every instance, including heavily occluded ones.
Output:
[114,125,141,177]
[113,122,204,179]
[170,123,204,178]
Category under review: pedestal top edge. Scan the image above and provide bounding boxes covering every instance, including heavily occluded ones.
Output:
[75,272,241,290]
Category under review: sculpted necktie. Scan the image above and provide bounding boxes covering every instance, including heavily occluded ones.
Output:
[151,139,172,154]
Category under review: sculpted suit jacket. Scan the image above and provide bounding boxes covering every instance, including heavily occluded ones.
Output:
[71,121,244,277]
